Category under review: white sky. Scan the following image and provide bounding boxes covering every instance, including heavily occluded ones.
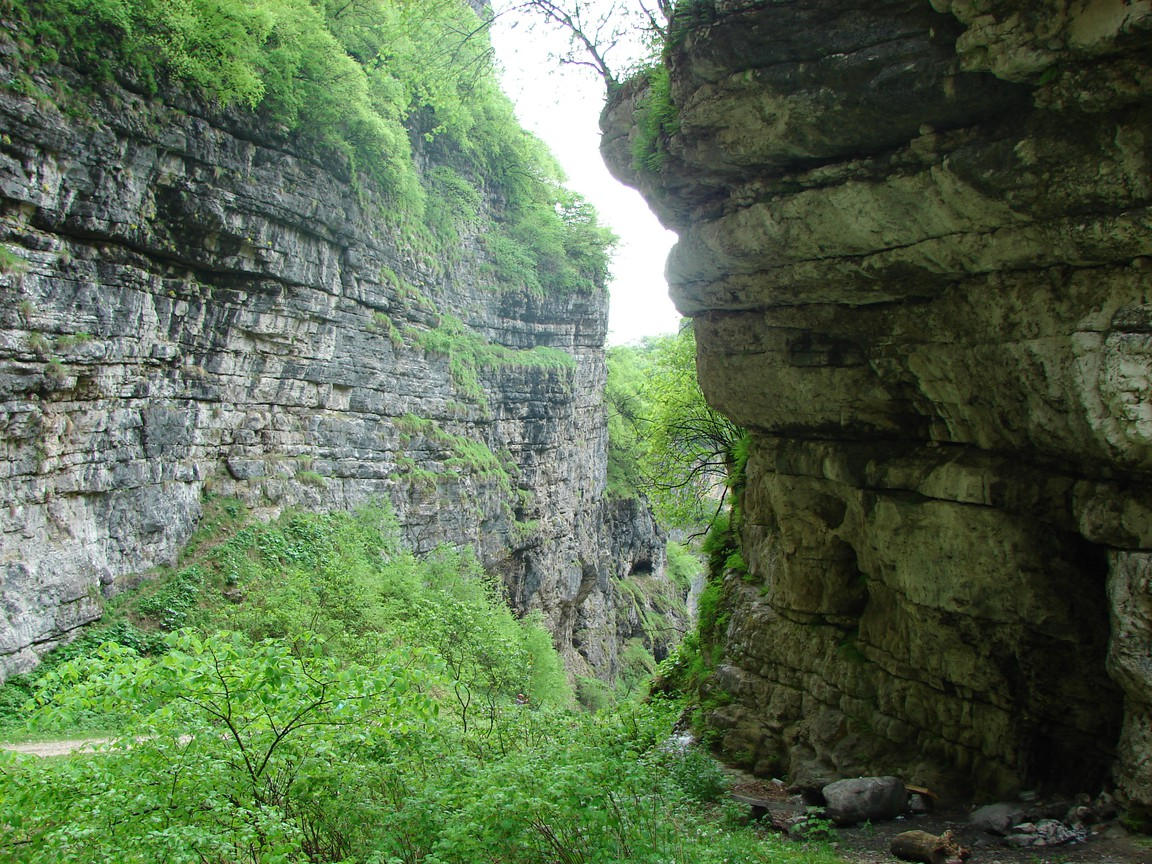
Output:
[488,14,682,346]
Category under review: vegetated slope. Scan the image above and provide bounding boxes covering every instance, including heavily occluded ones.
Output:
[0,498,844,864]
[602,0,1152,817]
[0,0,681,683]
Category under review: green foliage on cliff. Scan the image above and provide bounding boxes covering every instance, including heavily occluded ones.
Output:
[631,63,678,172]
[415,313,575,402]
[2,0,614,295]
[485,189,616,296]
[0,499,569,731]
[605,340,648,497]
[394,412,514,490]
[665,0,716,47]
[652,510,739,726]
[0,244,26,274]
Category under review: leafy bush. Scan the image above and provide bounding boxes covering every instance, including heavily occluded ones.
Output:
[604,329,743,527]
[7,630,437,862]
[665,538,703,589]
[660,740,730,803]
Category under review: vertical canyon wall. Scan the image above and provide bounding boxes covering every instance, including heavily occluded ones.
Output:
[603,0,1152,809]
[0,45,672,683]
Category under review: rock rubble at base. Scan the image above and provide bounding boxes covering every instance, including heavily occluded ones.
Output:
[970,790,1123,848]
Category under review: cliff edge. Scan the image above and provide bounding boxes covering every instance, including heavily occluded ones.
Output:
[0,28,673,684]
[603,0,1152,812]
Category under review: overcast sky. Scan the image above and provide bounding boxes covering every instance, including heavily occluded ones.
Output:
[487,13,682,345]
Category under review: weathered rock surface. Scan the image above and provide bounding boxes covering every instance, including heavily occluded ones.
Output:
[603,0,1152,812]
[0,47,675,681]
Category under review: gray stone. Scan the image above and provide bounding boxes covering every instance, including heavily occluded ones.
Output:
[969,802,1034,836]
[1002,819,1086,848]
[822,776,907,826]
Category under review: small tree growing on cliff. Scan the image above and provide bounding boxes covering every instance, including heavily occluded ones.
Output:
[496,0,671,91]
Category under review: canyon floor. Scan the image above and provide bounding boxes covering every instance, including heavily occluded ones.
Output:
[6,739,1150,862]
[832,812,1149,864]
[728,773,1152,864]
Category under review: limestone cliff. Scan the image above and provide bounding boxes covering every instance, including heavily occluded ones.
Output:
[0,41,671,684]
[603,0,1152,811]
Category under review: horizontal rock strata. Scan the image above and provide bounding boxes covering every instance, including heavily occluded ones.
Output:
[603,0,1152,809]
[0,48,672,681]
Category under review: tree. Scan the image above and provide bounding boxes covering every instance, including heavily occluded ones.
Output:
[607,325,743,529]
[640,325,743,528]
[497,0,671,91]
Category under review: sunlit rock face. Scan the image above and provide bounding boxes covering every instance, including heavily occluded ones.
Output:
[603,0,1152,807]
[0,50,673,683]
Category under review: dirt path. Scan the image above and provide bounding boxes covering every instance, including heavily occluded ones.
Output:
[1,738,111,757]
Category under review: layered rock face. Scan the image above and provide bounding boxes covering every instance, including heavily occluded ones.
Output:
[603,0,1152,807]
[0,51,669,682]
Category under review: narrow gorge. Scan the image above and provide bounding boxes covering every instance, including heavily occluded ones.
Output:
[603,0,1152,815]
[0,14,676,686]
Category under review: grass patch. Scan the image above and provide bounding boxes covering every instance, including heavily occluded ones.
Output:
[416,313,574,403]
[0,244,27,274]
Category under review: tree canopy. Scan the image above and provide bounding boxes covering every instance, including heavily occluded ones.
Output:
[498,0,673,91]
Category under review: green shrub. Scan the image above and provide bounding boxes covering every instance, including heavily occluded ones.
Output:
[135,564,205,630]
[8,630,437,862]
[575,675,616,711]
[661,742,730,803]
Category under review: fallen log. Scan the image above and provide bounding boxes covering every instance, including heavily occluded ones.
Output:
[904,785,939,800]
[890,829,969,864]
[730,792,773,820]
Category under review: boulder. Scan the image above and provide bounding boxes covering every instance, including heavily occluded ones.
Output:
[822,776,907,825]
[969,802,1035,835]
